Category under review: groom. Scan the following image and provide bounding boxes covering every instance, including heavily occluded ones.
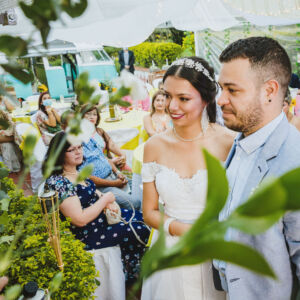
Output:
[215,36,300,299]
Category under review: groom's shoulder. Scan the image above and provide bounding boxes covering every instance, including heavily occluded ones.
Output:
[272,124,300,171]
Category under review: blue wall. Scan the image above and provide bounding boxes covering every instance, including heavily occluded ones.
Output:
[0,74,33,99]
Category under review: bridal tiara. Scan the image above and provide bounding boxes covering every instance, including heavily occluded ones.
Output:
[171,58,214,82]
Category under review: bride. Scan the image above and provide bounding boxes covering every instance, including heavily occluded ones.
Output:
[141,57,235,300]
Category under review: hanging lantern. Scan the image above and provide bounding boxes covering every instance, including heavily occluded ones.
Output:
[38,186,64,271]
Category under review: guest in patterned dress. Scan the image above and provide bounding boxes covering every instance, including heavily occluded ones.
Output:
[43,131,149,284]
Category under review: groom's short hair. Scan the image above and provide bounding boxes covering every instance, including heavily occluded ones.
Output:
[219,36,291,98]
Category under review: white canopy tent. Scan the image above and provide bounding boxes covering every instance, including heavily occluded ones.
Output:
[0,0,300,47]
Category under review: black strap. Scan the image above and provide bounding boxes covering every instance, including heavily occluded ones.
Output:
[212,264,224,291]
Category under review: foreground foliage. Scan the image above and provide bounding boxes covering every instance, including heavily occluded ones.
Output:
[141,150,300,280]
[0,165,97,299]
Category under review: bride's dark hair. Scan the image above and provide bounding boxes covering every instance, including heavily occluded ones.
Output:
[163,56,218,123]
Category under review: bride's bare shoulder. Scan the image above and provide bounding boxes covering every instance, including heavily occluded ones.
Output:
[144,130,172,162]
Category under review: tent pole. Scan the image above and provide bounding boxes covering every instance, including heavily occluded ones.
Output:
[194,31,201,57]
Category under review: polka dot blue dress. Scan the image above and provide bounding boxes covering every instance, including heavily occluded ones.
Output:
[46,175,149,283]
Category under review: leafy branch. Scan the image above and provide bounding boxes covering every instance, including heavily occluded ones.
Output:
[141,149,300,280]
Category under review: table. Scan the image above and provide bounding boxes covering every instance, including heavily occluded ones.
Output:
[11,102,72,123]
[100,110,148,151]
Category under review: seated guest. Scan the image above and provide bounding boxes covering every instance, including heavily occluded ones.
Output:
[60,109,75,131]
[283,90,300,131]
[81,104,129,171]
[0,110,21,172]
[36,91,61,145]
[80,105,141,210]
[143,90,171,137]
[43,131,149,284]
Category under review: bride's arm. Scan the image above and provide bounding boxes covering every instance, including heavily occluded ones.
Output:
[142,139,191,237]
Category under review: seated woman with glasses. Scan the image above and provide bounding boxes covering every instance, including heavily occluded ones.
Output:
[43,131,149,285]
[80,105,141,210]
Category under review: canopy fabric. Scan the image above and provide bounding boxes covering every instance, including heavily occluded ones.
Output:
[0,0,300,47]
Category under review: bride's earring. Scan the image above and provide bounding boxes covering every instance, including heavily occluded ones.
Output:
[201,106,209,133]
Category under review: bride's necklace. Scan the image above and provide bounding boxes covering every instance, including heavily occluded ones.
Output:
[173,127,204,142]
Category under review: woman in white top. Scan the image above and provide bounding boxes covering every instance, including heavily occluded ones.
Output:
[141,57,235,300]
[143,90,171,137]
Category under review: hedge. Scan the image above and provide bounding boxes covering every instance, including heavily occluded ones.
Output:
[0,166,97,299]
[130,42,182,68]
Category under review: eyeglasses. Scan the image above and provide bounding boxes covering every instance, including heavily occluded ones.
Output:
[66,145,83,153]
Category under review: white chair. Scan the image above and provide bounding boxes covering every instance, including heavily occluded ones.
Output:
[30,113,37,124]
[89,246,125,300]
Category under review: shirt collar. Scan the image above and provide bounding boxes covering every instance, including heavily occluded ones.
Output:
[236,112,284,155]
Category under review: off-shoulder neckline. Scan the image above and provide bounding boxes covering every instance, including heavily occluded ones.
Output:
[143,161,207,181]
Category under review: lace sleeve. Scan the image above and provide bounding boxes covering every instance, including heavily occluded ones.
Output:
[141,162,160,182]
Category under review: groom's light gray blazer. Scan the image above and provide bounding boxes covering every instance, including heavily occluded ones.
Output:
[221,116,300,300]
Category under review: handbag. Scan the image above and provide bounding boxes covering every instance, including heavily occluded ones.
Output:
[104,201,150,246]
[104,201,122,225]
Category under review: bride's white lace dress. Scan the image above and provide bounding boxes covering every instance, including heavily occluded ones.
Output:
[141,162,225,300]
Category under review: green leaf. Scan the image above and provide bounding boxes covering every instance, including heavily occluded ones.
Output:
[75,164,93,184]
[235,177,286,216]
[113,99,131,107]
[1,64,33,84]
[19,0,58,48]
[143,240,275,280]
[74,72,96,104]
[0,251,11,273]
[61,0,88,18]
[201,149,229,220]
[90,94,101,105]
[0,211,8,225]
[0,235,14,245]
[23,134,38,165]
[0,117,10,130]
[0,35,28,57]
[141,219,166,279]
[227,211,284,234]
[0,191,10,211]
[49,272,63,293]
[183,149,228,242]
[226,177,287,234]
[4,284,22,300]
[278,167,300,210]
[0,167,9,179]
[95,279,100,286]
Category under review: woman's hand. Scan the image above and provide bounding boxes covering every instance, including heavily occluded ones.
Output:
[45,106,52,114]
[112,156,126,168]
[101,192,115,205]
[105,201,119,214]
[113,178,127,188]
[117,172,127,183]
